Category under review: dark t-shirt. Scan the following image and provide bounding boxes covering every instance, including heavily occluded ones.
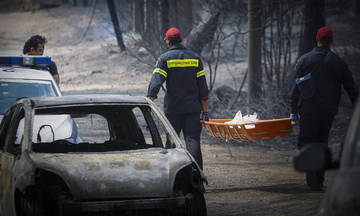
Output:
[30,60,58,76]
[48,61,59,75]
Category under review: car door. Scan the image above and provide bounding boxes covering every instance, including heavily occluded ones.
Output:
[0,104,25,216]
[0,105,17,215]
[319,102,360,216]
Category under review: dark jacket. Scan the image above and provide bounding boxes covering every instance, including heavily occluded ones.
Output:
[31,60,58,76]
[147,44,209,114]
[291,46,358,114]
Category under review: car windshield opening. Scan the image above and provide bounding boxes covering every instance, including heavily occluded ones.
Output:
[31,105,173,153]
[0,80,58,115]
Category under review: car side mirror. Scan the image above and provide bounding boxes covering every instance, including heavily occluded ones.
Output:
[293,143,332,172]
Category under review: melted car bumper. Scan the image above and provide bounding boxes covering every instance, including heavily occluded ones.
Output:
[64,195,190,213]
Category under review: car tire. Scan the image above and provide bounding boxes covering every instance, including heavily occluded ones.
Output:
[191,191,207,216]
[306,171,324,190]
[181,191,206,216]
[42,185,67,216]
[17,191,44,216]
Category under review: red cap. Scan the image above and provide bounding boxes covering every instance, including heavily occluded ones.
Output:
[316,27,333,43]
[164,27,181,41]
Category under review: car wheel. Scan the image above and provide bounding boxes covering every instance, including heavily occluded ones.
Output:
[42,185,68,216]
[191,191,207,216]
[306,171,324,190]
[18,191,44,216]
[179,191,206,216]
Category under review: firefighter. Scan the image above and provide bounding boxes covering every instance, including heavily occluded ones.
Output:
[290,26,358,190]
[147,27,209,169]
[23,35,60,85]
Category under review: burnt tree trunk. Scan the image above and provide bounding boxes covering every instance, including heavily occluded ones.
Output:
[248,0,263,102]
[133,0,144,33]
[168,0,192,37]
[355,0,360,18]
[144,0,156,35]
[184,12,220,54]
[298,0,325,56]
[107,0,126,51]
[160,0,170,34]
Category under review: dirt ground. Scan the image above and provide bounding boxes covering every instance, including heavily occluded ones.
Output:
[201,135,336,216]
[1,3,355,215]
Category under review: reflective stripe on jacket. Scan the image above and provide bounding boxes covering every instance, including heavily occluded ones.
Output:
[147,44,209,114]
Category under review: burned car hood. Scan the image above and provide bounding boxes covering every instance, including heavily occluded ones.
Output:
[30,148,193,200]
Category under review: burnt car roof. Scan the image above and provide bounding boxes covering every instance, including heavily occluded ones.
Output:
[18,94,149,108]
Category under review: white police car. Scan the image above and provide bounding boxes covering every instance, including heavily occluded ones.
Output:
[0,56,61,120]
[0,56,80,143]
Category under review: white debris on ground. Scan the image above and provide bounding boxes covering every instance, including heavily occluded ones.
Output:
[225,111,258,124]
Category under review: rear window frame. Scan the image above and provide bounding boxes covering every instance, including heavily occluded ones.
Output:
[29,104,167,153]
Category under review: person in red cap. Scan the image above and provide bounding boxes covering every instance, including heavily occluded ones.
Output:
[290,26,358,190]
[147,27,209,169]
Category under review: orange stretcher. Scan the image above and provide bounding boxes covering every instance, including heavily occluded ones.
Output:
[200,118,293,141]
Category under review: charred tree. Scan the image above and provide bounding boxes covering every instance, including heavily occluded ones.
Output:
[144,0,156,36]
[168,0,193,37]
[133,0,144,33]
[184,12,220,55]
[248,0,263,102]
[262,0,302,89]
[160,0,170,34]
[298,0,325,56]
[355,0,360,18]
[107,0,126,51]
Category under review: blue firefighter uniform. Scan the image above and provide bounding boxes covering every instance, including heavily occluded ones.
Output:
[147,44,209,168]
[290,46,358,189]
[291,46,358,147]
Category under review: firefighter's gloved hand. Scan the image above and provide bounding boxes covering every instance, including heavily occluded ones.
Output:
[201,112,210,121]
[290,113,298,124]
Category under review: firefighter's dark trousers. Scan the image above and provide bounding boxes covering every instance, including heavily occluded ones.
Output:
[298,109,335,189]
[298,109,335,149]
[166,112,203,169]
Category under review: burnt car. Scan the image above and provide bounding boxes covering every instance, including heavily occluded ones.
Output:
[294,97,360,215]
[0,95,207,216]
